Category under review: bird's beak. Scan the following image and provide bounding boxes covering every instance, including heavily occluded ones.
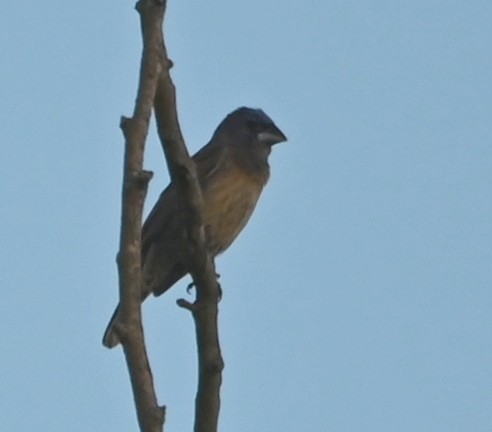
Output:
[257,123,288,145]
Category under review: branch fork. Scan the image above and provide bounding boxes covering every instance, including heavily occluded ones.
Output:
[113,1,224,431]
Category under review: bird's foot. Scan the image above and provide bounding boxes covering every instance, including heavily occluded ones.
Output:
[186,281,195,295]
[186,274,222,300]
[186,273,221,294]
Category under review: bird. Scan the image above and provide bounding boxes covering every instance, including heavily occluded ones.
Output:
[103,107,287,348]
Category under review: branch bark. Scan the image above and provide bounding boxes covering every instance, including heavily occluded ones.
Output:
[153,7,224,432]
[116,1,167,431]
[116,0,223,430]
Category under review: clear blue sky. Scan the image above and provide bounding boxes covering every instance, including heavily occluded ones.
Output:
[1,1,491,431]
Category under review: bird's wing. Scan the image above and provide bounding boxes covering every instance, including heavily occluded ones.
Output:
[141,184,180,259]
[142,140,228,257]
[192,139,229,184]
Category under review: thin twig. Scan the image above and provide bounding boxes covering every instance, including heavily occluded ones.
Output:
[153,7,224,432]
[116,1,167,431]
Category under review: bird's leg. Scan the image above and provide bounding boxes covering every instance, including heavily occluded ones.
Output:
[186,280,195,294]
[186,273,221,295]
[217,281,223,301]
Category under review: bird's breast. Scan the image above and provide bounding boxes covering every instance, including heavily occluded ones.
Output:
[202,167,268,255]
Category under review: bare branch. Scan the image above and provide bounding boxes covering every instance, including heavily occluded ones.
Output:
[115,0,223,429]
[152,7,224,432]
[116,1,167,431]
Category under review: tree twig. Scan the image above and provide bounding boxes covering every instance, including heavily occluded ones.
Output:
[116,0,167,431]
[116,0,223,429]
[153,6,224,432]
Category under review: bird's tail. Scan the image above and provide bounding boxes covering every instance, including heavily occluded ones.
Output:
[102,304,121,349]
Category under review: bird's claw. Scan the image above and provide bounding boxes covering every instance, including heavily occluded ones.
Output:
[186,276,222,299]
[186,281,195,295]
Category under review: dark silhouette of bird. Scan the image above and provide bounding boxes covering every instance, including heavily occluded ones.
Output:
[103,107,287,348]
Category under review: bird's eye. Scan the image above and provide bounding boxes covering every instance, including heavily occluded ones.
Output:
[246,120,262,133]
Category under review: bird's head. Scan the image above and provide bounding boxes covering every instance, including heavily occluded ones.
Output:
[214,107,287,163]
[210,107,287,175]
[223,107,287,148]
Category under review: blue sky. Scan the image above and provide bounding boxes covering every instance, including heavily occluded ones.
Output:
[1,1,491,431]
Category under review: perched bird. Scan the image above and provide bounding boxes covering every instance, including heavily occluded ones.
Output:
[103,107,287,348]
